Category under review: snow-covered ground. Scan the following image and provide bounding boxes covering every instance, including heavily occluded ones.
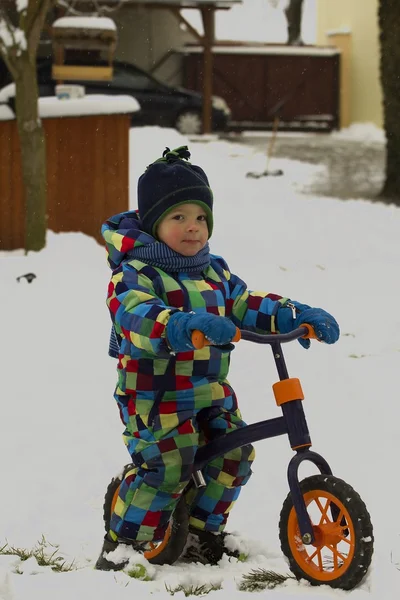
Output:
[1,125,400,600]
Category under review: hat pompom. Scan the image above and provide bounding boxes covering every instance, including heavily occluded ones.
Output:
[162,146,191,162]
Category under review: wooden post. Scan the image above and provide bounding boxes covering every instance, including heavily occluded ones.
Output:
[200,6,215,134]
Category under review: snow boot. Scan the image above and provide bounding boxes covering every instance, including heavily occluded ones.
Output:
[95,534,147,571]
[182,526,240,565]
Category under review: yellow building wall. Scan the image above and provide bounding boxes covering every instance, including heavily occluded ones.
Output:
[316,0,383,128]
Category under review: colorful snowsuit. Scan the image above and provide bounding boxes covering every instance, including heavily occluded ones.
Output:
[102,212,287,541]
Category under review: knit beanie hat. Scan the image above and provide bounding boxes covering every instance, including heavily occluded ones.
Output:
[137,146,214,238]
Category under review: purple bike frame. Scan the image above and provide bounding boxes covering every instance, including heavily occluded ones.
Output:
[191,327,333,545]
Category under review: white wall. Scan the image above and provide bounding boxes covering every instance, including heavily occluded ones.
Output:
[112,6,184,85]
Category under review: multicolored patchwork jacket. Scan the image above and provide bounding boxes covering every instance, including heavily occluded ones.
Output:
[102,211,287,435]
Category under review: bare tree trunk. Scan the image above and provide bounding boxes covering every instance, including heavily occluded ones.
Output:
[378,0,400,204]
[0,0,52,251]
[285,0,304,46]
[15,53,47,251]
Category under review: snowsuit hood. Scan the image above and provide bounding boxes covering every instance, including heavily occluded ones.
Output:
[101,210,153,270]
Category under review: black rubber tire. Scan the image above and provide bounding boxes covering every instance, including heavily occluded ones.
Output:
[103,464,189,565]
[279,474,374,590]
[103,464,134,533]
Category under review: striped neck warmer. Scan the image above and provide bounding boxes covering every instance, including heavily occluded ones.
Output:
[128,240,210,273]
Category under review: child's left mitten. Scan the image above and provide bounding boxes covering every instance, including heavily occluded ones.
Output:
[277,301,340,349]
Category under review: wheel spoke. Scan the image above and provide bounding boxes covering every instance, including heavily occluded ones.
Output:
[314,497,326,519]
[308,548,319,561]
[338,534,352,545]
[327,544,347,563]
[317,548,323,570]
[334,508,344,525]
[316,497,331,525]
[333,548,338,570]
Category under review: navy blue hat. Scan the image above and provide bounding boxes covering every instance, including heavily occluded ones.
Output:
[137,146,214,238]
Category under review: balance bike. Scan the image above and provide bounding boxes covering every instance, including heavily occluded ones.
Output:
[102,326,373,590]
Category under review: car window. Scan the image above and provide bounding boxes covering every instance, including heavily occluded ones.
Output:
[111,67,161,91]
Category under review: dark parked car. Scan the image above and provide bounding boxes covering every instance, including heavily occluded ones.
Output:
[0,57,231,135]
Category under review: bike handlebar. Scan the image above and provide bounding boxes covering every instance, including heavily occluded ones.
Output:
[191,324,317,349]
[191,327,242,350]
[239,325,315,344]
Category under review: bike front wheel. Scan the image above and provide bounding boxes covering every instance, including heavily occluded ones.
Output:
[103,464,189,565]
[279,474,373,590]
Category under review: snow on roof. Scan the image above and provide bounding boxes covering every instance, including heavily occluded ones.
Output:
[164,0,240,4]
[326,27,352,36]
[39,95,139,118]
[116,0,240,6]
[0,83,15,103]
[52,16,117,31]
[0,21,27,51]
[0,94,140,121]
[0,104,15,121]
[181,44,340,56]
[16,0,28,12]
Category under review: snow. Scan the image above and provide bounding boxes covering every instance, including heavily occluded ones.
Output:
[144,0,240,5]
[0,103,14,120]
[0,123,399,599]
[0,83,15,102]
[16,0,28,13]
[0,93,140,120]
[326,27,352,36]
[52,17,117,32]
[182,45,338,56]
[182,0,317,44]
[0,20,26,52]
[37,95,140,119]
[331,123,386,143]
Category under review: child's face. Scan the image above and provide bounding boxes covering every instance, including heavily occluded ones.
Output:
[157,203,209,256]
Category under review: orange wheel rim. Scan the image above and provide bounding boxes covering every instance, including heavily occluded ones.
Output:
[287,489,356,582]
[110,483,172,561]
[143,523,172,560]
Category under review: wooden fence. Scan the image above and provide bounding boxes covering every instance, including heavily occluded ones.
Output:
[182,44,340,131]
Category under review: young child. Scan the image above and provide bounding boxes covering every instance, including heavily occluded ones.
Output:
[97,146,339,570]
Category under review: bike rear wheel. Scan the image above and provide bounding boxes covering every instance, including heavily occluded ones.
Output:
[103,464,189,565]
[279,474,373,590]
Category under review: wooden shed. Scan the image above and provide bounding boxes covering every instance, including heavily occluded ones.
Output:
[0,94,139,251]
[181,43,341,131]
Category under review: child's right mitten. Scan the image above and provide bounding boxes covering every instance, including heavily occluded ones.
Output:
[166,311,237,353]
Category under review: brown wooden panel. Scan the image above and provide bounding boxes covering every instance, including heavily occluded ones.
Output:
[0,121,25,250]
[102,115,129,232]
[264,55,338,120]
[213,55,266,121]
[10,121,24,248]
[184,53,268,121]
[45,113,129,244]
[183,50,339,129]
[1,113,130,250]
[0,122,12,249]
